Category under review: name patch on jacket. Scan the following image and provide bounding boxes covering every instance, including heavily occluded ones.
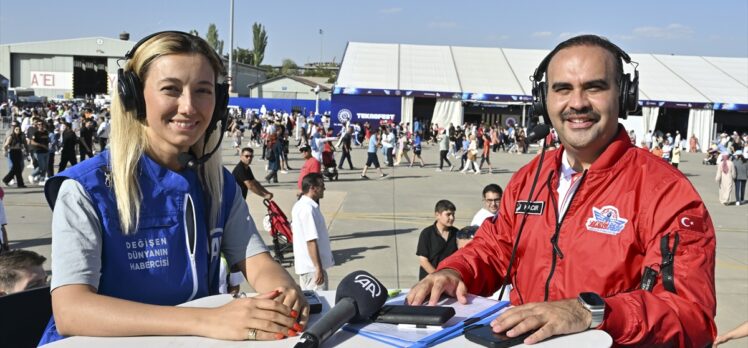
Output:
[515,201,545,215]
[585,205,628,235]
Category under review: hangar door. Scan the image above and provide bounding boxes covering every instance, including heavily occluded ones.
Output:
[73,56,108,98]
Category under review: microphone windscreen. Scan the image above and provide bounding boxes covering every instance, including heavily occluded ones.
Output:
[527,123,551,143]
[335,271,388,322]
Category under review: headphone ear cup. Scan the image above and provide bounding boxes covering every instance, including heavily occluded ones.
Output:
[532,82,549,124]
[619,74,630,119]
[117,69,146,120]
[627,72,639,113]
[206,82,229,137]
[117,68,133,110]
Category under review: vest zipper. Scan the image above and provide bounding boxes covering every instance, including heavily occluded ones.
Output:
[184,193,199,301]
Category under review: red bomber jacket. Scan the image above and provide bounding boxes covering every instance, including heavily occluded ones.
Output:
[438,125,716,347]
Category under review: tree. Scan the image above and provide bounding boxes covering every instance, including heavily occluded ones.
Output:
[188,29,199,37]
[281,59,299,76]
[251,22,268,66]
[233,47,253,65]
[206,24,222,55]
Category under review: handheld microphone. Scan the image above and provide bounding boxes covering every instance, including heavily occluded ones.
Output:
[295,271,388,348]
[526,123,551,144]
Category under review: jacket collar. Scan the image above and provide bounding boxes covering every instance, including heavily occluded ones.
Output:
[553,124,632,172]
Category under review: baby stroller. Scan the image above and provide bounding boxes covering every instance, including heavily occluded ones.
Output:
[321,151,339,180]
[262,199,294,267]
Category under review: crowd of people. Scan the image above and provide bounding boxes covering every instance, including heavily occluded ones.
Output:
[1,101,110,188]
[222,107,553,184]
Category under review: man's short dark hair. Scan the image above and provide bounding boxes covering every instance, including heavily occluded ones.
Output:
[240,147,253,154]
[482,184,503,198]
[301,173,324,194]
[457,225,479,240]
[0,249,46,291]
[435,199,456,213]
[545,35,625,83]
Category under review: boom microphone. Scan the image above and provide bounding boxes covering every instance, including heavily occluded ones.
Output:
[526,123,551,144]
[176,123,226,170]
[294,271,388,348]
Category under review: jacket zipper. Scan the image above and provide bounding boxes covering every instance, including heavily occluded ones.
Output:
[544,170,587,301]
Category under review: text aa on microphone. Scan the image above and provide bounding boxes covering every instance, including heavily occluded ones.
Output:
[294,270,388,348]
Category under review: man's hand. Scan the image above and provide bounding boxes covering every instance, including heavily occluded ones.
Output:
[264,192,274,200]
[490,299,592,345]
[405,269,468,306]
[314,269,325,285]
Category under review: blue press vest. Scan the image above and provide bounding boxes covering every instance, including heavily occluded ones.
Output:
[38,151,235,345]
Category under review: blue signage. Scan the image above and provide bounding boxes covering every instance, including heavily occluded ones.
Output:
[228,97,331,116]
[331,94,401,130]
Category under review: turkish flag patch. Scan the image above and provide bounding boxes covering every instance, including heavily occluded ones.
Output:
[678,215,704,232]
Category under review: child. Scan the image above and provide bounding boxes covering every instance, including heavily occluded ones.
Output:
[416,200,458,280]
[456,225,478,249]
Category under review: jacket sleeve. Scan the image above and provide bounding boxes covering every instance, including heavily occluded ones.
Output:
[437,180,518,297]
[599,177,716,347]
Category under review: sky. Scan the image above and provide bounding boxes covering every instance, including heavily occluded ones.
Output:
[1,0,746,66]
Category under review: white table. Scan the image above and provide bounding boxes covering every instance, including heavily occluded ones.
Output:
[47,291,612,347]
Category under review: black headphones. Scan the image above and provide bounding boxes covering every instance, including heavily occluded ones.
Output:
[531,35,639,121]
[117,30,230,139]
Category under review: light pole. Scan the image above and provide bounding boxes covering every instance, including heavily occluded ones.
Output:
[228,0,235,93]
[319,29,323,65]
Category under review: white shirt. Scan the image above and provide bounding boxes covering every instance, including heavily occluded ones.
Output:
[97,120,110,138]
[470,208,495,226]
[557,151,584,220]
[291,195,334,275]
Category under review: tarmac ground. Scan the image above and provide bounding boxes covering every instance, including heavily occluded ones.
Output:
[3,136,746,346]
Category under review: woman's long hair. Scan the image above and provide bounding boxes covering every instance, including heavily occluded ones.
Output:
[110,32,226,234]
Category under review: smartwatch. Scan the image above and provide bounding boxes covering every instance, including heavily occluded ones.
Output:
[578,292,605,329]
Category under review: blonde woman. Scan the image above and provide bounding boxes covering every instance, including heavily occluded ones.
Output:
[39,32,307,345]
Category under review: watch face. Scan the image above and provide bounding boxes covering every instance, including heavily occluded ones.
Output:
[580,292,605,307]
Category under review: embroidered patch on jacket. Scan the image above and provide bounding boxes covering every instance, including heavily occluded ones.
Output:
[585,205,628,235]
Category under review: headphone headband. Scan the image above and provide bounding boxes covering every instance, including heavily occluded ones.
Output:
[531,35,639,121]
[117,30,229,136]
[532,35,632,83]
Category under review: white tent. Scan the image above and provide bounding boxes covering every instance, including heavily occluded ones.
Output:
[336,41,748,144]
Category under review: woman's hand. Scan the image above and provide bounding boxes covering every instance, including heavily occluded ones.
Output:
[203,289,302,341]
[266,285,310,329]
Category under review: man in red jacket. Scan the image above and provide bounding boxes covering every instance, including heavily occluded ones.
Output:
[407,35,716,347]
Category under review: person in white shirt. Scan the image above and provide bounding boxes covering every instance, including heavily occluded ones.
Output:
[470,184,503,227]
[96,117,110,151]
[291,173,335,290]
